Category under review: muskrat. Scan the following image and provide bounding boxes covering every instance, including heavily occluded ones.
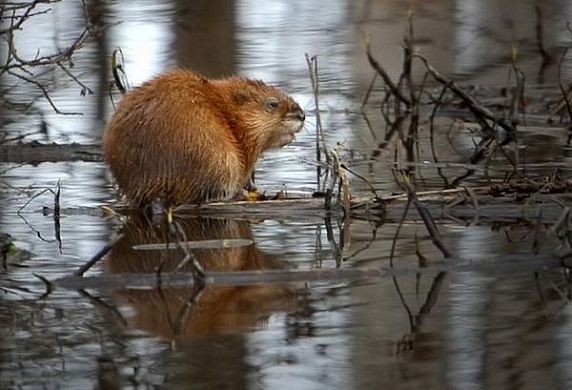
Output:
[103,69,305,207]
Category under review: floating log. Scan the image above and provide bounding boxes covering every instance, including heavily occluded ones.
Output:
[0,142,102,164]
[53,251,565,291]
[39,187,572,225]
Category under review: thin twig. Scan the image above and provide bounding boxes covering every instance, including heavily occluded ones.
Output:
[556,47,572,123]
[54,179,62,253]
[429,85,452,186]
[305,54,330,192]
[75,234,124,276]
[2,1,94,116]
[6,70,82,115]
[398,173,452,258]
[173,283,205,337]
[413,54,515,138]
[340,163,379,199]
[364,38,412,106]
[169,217,206,279]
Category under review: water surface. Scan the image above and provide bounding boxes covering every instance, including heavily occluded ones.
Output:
[2,1,572,389]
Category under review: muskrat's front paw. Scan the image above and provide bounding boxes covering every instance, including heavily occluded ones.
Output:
[245,189,268,202]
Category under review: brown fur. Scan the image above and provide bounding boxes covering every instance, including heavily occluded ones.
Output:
[103,69,304,206]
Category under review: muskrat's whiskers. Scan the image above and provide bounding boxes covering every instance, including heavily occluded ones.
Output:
[302,120,317,130]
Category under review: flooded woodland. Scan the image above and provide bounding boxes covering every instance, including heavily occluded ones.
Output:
[3,0,572,389]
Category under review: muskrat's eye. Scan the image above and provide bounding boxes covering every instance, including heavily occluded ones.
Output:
[266,98,279,110]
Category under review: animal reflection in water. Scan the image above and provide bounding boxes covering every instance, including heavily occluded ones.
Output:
[105,215,297,339]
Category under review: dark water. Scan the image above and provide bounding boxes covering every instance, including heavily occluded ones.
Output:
[2,0,572,389]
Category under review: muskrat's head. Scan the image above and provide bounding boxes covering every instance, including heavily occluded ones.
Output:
[222,78,305,152]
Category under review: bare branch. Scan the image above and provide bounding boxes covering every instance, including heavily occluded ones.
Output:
[1,0,94,117]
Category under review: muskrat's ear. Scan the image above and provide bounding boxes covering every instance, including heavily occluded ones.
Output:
[233,90,249,105]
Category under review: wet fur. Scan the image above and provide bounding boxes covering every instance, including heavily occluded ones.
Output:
[103,70,304,206]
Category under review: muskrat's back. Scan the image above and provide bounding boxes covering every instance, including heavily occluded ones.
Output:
[103,70,305,207]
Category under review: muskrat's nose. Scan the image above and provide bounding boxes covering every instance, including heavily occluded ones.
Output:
[292,103,305,122]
